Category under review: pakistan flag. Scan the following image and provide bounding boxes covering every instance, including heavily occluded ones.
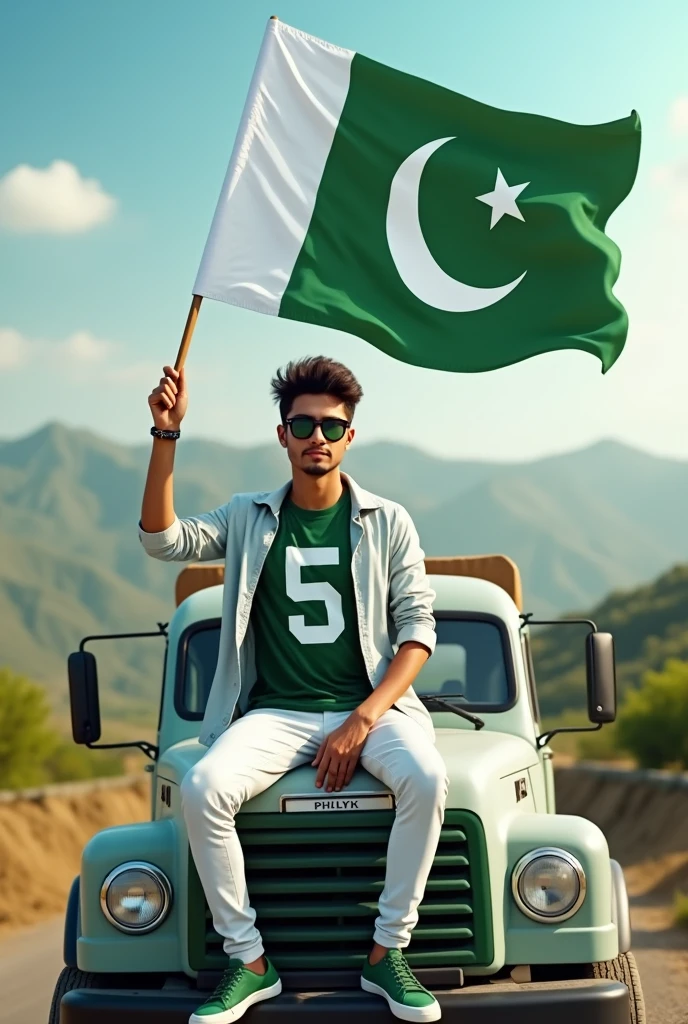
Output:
[194,19,641,373]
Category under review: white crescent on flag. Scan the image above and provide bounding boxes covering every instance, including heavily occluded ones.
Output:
[385,137,527,313]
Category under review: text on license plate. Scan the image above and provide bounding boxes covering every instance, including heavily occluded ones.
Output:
[281,794,395,813]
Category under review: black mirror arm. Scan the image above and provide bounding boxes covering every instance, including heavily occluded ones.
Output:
[519,613,598,633]
[77,623,168,763]
[419,695,485,731]
[87,739,159,761]
[520,613,616,735]
[536,722,601,750]
[79,622,168,651]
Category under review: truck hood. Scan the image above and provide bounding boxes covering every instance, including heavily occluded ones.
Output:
[157,728,538,814]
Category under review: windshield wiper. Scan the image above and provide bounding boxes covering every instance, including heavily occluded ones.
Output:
[419,694,485,731]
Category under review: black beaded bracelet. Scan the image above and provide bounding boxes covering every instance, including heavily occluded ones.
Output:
[150,426,181,441]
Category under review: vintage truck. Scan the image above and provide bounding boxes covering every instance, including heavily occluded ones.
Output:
[51,555,644,1023]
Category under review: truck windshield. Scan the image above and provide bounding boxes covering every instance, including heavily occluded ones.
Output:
[179,616,513,719]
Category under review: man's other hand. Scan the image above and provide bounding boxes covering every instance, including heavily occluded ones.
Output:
[312,711,373,792]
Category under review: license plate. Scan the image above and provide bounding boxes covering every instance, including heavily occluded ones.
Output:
[281,793,395,813]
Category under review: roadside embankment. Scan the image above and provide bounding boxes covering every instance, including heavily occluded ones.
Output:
[555,764,688,898]
[0,775,149,934]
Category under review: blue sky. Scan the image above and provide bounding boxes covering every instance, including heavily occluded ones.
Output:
[1,0,687,460]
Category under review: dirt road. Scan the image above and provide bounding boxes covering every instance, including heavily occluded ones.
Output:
[626,857,688,1024]
[633,921,688,1024]
[0,917,64,1024]
[0,901,684,1024]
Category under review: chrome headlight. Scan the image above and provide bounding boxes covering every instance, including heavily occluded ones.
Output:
[100,861,172,934]
[512,848,586,923]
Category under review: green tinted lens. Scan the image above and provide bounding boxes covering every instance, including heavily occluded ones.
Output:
[322,419,347,441]
[290,417,315,439]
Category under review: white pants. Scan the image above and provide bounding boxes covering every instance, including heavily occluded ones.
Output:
[181,708,448,964]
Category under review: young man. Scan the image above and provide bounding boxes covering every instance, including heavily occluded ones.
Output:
[139,356,448,1024]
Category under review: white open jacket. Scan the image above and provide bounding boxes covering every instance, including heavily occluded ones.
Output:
[139,474,436,747]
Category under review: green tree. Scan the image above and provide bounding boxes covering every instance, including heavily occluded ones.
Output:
[0,667,59,788]
[0,666,125,789]
[616,659,688,769]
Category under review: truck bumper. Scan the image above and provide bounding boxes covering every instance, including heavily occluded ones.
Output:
[61,979,629,1023]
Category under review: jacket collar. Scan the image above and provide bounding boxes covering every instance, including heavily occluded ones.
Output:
[253,473,383,519]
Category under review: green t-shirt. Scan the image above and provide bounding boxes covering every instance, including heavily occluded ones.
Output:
[248,487,372,712]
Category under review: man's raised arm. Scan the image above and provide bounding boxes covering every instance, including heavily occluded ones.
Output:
[139,365,228,563]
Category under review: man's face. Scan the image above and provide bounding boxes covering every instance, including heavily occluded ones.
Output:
[277,393,355,477]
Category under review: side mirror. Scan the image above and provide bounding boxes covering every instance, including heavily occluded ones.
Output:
[586,632,616,723]
[68,651,102,744]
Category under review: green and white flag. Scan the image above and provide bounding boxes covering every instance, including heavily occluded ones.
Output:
[194,19,641,373]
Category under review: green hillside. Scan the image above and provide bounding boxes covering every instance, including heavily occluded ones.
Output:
[532,563,688,717]
[0,528,167,721]
[1,422,687,716]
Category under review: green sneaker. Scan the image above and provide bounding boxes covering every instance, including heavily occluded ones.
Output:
[361,949,441,1022]
[189,958,282,1023]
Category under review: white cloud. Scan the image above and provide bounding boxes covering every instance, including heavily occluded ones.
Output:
[0,327,114,371]
[669,96,688,137]
[650,160,688,221]
[0,160,116,234]
[60,330,111,363]
[0,327,29,369]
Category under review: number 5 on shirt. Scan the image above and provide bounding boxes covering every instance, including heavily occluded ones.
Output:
[286,546,345,645]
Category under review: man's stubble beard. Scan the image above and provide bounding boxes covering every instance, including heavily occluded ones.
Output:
[302,462,336,477]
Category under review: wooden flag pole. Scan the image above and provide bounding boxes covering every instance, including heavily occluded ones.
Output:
[174,294,203,371]
[174,18,278,371]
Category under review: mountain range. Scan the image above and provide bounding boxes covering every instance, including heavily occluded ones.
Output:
[0,423,687,718]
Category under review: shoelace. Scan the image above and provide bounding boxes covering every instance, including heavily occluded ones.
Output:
[386,951,426,993]
[212,963,245,1001]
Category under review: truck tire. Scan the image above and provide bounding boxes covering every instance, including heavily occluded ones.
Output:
[589,952,645,1024]
[48,966,102,1024]
[531,951,645,1024]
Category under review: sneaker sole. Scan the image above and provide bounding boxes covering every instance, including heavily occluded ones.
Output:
[189,978,282,1023]
[361,977,441,1022]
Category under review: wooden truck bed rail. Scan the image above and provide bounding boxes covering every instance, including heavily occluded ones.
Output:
[175,555,522,611]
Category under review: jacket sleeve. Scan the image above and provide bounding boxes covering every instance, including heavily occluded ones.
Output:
[388,505,436,655]
[138,501,231,563]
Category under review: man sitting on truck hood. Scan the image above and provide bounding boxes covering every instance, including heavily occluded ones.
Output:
[139,355,449,1024]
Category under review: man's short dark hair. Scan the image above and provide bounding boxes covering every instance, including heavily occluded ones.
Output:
[270,356,363,422]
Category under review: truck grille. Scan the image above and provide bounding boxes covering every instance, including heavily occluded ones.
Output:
[188,809,492,971]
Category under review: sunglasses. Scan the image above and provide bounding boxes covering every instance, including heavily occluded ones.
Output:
[285,415,351,442]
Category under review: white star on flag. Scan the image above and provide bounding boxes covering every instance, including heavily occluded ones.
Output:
[476,169,530,229]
